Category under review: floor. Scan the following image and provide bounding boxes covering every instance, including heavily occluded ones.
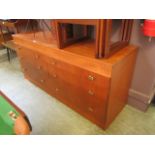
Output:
[0,50,155,134]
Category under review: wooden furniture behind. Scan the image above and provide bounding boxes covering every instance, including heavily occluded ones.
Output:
[0,20,27,61]
[0,30,12,45]
[0,19,38,61]
[0,20,29,42]
[13,30,138,129]
[1,40,17,61]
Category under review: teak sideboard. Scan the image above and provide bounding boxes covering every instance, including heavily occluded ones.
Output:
[13,31,138,129]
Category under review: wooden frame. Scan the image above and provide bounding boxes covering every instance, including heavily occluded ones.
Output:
[99,19,134,58]
[54,19,101,58]
[53,19,134,59]
[0,20,27,44]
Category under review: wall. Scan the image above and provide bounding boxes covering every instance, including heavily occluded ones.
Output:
[128,19,155,111]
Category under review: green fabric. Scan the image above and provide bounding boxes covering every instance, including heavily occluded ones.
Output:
[0,117,14,135]
[0,95,19,135]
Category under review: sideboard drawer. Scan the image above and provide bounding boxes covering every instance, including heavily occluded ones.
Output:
[57,77,106,121]
[17,47,108,125]
[18,48,35,61]
[22,62,48,88]
[55,59,110,101]
[55,60,109,120]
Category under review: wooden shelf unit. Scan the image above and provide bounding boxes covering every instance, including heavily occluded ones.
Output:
[53,19,134,58]
[53,19,100,58]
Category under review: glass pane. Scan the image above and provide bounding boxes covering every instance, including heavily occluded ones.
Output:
[61,24,87,40]
[110,19,122,45]
[65,24,73,39]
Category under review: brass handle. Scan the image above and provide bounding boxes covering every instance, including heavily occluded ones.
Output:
[2,22,5,25]
[88,75,94,81]
[55,88,59,92]
[38,66,41,70]
[35,55,39,59]
[53,74,57,78]
[88,90,94,96]
[51,61,56,65]
[88,107,94,112]
[33,40,37,43]
[40,79,44,83]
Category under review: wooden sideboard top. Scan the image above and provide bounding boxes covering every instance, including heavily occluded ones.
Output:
[13,31,138,77]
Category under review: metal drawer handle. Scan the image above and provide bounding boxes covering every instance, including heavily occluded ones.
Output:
[35,55,39,59]
[40,79,44,83]
[88,107,94,112]
[33,40,37,43]
[38,66,41,70]
[51,61,56,65]
[88,75,94,81]
[55,88,59,92]
[53,74,57,78]
[88,90,94,96]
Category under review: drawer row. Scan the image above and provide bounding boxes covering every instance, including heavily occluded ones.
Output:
[17,47,110,121]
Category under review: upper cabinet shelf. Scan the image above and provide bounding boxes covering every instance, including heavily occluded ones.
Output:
[52,19,133,59]
[54,19,98,25]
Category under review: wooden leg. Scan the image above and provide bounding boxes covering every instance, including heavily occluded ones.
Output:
[6,48,10,62]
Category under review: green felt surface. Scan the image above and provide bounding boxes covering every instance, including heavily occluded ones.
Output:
[0,95,19,135]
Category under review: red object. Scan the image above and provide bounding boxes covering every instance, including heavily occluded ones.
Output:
[143,20,155,37]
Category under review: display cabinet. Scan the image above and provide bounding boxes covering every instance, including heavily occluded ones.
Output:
[53,19,133,58]
[54,19,100,58]
[100,19,133,58]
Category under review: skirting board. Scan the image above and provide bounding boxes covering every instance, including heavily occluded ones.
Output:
[128,89,151,111]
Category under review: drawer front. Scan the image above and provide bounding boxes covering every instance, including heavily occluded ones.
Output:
[17,47,35,61]
[22,61,48,85]
[17,47,109,121]
[52,59,110,120]
[54,59,109,102]
[57,76,108,121]
[32,52,51,73]
[45,72,61,97]
[18,48,49,73]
